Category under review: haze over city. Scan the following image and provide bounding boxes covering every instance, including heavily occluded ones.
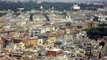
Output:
[0,0,107,60]
[0,0,107,2]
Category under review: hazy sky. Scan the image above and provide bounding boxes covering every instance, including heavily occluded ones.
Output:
[1,0,107,2]
[34,0,106,2]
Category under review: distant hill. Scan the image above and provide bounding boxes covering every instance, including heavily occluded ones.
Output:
[0,1,104,11]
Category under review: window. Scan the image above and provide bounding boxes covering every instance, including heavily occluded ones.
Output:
[31,32,33,37]
[105,18,107,20]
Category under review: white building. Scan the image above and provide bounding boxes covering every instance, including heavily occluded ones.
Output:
[72,4,80,10]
